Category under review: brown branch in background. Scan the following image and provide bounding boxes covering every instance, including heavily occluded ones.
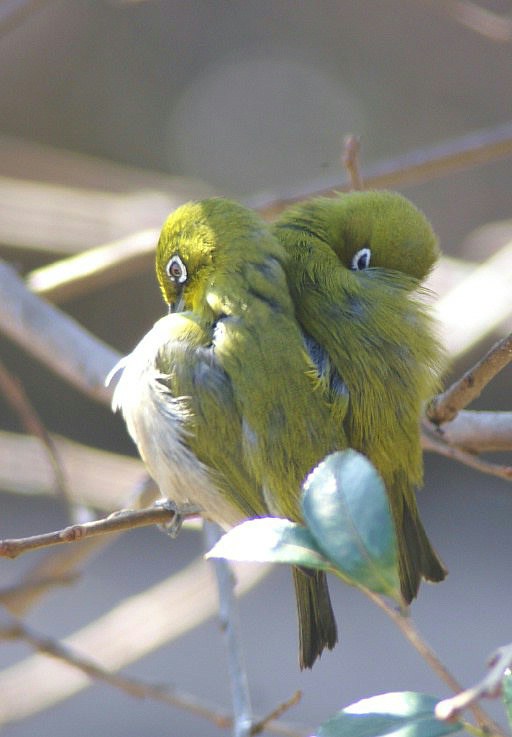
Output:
[0,358,69,499]
[0,559,272,727]
[0,504,194,559]
[436,643,512,722]
[27,229,159,304]
[364,591,507,737]
[0,261,119,406]
[250,691,303,737]
[422,428,512,481]
[0,574,79,605]
[21,121,512,307]
[341,134,364,191]
[428,334,512,425]
[254,121,512,218]
[0,616,231,730]
[0,615,305,736]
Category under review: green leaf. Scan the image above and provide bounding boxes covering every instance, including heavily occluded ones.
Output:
[206,517,331,570]
[302,450,400,600]
[502,668,512,731]
[316,692,463,737]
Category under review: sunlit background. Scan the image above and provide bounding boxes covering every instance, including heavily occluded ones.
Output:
[0,2,511,736]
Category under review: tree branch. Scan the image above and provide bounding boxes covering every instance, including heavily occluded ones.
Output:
[252,120,512,217]
[428,334,512,425]
[421,429,512,481]
[0,504,196,559]
[426,411,512,453]
[26,229,159,304]
[0,558,271,726]
[436,643,512,721]
[364,591,507,737]
[0,261,119,405]
[204,522,253,737]
[341,134,364,191]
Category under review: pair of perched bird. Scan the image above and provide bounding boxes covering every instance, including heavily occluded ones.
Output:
[110,190,446,669]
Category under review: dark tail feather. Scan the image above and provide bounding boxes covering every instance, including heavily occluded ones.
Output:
[292,567,338,669]
[399,501,447,604]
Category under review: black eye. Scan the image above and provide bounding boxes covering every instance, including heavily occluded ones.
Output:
[166,255,187,284]
[351,247,371,271]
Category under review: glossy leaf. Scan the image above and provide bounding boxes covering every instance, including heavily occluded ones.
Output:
[302,450,400,600]
[316,692,463,737]
[206,517,331,570]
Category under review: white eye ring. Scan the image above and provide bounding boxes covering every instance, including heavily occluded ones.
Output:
[166,255,187,284]
[351,247,371,271]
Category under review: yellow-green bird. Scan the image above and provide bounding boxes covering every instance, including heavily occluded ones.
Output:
[273,190,447,603]
[110,199,343,669]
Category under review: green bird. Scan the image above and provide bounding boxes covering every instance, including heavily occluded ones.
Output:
[110,199,343,669]
[273,190,447,603]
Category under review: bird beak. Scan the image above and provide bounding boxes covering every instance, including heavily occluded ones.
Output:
[170,290,185,314]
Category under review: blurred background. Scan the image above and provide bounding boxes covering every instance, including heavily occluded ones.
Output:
[0,1,511,736]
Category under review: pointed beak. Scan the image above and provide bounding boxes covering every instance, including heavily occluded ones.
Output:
[170,289,185,314]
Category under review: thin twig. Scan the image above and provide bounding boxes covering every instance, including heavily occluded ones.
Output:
[253,121,512,217]
[0,504,199,559]
[204,522,253,737]
[0,614,306,737]
[0,558,272,726]
[422,427,512,481]
[436,644,512,721]
[428,334,512,425]
[0,616,230,728]
[250,691,302,736]
[342,135,364,191]
[0,359,69,499]
[363,591,507,737]
[18,122,512,306]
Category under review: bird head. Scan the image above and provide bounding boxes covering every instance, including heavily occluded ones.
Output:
[156,198,283,315]
[274,190,439,282]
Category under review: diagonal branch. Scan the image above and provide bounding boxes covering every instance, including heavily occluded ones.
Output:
[0,260,119,405]
[436,643,512,721]
[0,504,198,559]
[428,334,512,425]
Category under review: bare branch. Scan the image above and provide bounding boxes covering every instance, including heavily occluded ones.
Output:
[422,428,512,481]
[204,522,253,737]
[252,121,512,217]
[341,134,364,191]
[436,643,512,721]
[0,615,231,729]
[26,229,159,304]
[364,590,507,737]
[429,411,512,453]
[0,430,148,510]
[0,558,271,726]
[0,504,196,559]
[435,238,512,357]
[428,334,512,425]
[0,613,305,736]
[251,691,302,736]
[0,261,119,406]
